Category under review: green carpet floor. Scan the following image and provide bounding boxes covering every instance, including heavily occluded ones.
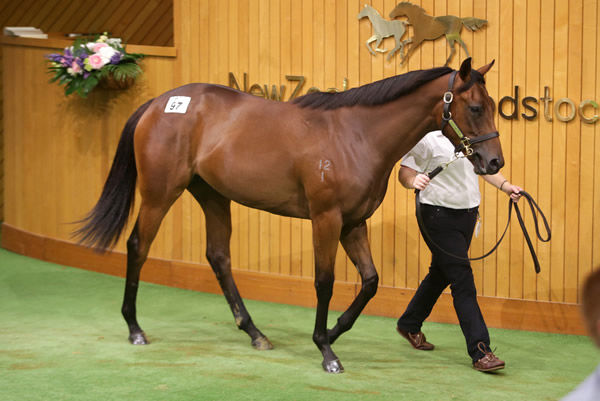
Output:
[0,244,597,401]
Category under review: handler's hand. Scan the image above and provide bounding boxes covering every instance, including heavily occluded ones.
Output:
[413,173,430,191]
[502,183,522,203]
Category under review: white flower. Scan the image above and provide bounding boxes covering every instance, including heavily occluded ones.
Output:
[106,37,122,48]
[98,46,119,63]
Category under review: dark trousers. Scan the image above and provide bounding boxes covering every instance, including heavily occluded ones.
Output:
[397,204,490,362]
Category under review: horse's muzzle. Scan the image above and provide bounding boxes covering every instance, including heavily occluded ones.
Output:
[472,153,504,175]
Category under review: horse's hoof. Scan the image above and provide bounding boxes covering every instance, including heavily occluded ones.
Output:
[128,332,148,345]
[251,336,273,350]
[322,358,344,374]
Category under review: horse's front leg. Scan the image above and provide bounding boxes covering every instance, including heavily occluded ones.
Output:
[374,36,387,53]
[327,221,378,344]
[311,208,343,373]
[365,35,379,56]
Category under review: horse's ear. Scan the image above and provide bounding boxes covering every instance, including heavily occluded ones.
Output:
[477,60,495,76]
[459,58,472,81]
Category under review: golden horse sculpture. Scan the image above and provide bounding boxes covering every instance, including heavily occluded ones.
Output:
[357,4,411,63]
[389,2,487,66]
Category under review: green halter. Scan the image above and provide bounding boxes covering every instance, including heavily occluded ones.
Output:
[440,71,499,156]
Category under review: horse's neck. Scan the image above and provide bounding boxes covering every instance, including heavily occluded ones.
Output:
[406,9,426,24]
[368,11,382,24]
[354,79,446,168]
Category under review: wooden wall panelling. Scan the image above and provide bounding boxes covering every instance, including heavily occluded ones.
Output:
[0,0,173,46]
[524,0,541,301]
[563,0,582,304]
[74,0,113,34]
[510,0,527,300]
[537,0,555,302]
[550,0,568,303]
[594,1,600,278]
[578,0,597,302]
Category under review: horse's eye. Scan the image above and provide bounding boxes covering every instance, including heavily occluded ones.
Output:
[469,105,483,114]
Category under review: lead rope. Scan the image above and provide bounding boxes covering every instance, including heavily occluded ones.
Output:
[415,164,551,273]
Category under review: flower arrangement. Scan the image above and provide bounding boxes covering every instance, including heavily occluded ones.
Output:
[46,33,144,98]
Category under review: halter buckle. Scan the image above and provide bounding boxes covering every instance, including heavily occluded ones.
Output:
[443,91,453,104]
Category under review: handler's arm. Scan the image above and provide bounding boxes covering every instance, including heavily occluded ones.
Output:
[482,173,522,202]
[398,165,430,191]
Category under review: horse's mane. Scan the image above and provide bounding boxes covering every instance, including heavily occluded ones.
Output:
[395,1,426,14]
[292,66,453,110]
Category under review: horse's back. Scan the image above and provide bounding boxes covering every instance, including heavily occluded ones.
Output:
[134,83,314,217]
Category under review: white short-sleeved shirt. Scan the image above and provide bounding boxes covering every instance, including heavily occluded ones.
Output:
[401,131,480,209]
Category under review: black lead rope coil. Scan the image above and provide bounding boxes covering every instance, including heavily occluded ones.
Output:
[414,169,551,274]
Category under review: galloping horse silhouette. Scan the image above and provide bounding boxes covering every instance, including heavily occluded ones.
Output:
[76,59,503,373]
[389,2,487,66]
[358,4,411,62]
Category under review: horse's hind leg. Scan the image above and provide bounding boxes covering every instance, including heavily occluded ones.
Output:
[444,35,460,66]
[188,177,272,350]
[122,201,175,344]
[327,221,378,344]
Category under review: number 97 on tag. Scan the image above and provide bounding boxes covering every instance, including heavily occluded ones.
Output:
[164,96,191,114]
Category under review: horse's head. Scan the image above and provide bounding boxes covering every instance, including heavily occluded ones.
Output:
[389,2,425,19]
[437,58,504,175]
[357,4,374,20]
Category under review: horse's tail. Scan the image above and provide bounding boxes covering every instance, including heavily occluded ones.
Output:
[461,17,487,31]
[73,98,154,251]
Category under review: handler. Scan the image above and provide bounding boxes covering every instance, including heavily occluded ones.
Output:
[396,130,521,372]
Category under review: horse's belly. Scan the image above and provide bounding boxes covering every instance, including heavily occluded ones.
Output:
[211,177,309,218]
[195,148,310,219]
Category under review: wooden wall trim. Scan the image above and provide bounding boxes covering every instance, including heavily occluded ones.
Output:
[0,35,177,57]
[1,223,585,336]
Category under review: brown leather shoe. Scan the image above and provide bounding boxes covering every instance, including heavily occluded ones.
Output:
[396,327,435,350]
[472,342,505,372]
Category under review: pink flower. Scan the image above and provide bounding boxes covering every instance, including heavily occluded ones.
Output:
[88,53,107,69]
[71,61,82,74]
[93,42,109,53]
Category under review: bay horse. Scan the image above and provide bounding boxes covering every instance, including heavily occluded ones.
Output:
[389,2,487,66]
[357,4,411,63]
[75,58,503,373]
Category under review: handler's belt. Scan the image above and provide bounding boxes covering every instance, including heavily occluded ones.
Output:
[415,167,551,274]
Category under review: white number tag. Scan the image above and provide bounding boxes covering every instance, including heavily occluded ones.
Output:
[164,96,191,114]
